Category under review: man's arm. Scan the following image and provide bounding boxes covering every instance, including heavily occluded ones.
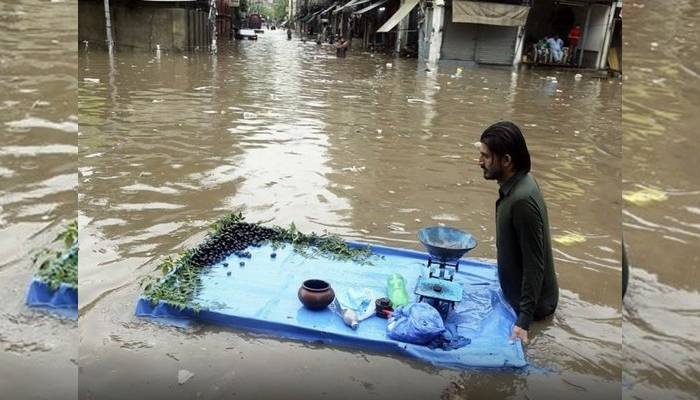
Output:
[512,197,546,331]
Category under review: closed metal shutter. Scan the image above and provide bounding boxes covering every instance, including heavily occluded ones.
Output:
[475,24,517,65]
[440,6,477,61]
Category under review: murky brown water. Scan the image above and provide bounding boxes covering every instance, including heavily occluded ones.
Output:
[623,1,700,399]
[0,0,77,399]
[77,29,622,399]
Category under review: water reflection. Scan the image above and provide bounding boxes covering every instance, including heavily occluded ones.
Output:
[0,1,77,399]
[623,1,700,399]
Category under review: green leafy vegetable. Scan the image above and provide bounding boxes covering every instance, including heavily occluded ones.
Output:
[34,220,78,290]
[141,212,375,308]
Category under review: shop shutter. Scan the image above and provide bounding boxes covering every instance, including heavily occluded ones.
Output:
[475,24,517,65]
[440,6,477,61]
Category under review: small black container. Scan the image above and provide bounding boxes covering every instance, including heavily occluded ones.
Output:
[375,297,393,318]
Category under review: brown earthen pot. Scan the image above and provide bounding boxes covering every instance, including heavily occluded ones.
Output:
[298,279,335,310]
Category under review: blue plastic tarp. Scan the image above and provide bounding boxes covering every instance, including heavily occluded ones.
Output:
[135,242,526,369]
[26,278,78,319]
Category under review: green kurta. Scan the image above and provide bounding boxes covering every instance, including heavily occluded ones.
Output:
[496,172,559,330]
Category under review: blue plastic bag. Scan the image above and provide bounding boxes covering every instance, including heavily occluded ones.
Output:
[386,303,445,345]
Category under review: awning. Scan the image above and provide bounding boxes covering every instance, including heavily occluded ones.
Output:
[452,1,530,27]
[303,8,324,23]
[334,0,373,14]
[376,0,419,33]
[319,2,339,15]
[354,0,387,15]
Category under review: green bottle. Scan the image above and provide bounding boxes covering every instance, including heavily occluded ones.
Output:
[387,273,409,307]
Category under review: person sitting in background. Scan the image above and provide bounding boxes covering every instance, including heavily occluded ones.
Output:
[546,35,563,63]
[535,37,549,63]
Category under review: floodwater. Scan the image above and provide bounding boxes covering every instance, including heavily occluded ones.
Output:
[77,30,621,399]
[622,1,700,400]
[0,0,78,399]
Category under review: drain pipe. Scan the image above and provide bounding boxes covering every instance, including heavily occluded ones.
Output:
[103,0,114,53]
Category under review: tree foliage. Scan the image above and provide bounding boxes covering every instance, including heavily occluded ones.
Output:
[248,2,273,19]
[272,0,288,21]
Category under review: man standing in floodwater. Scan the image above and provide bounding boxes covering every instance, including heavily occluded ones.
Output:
[478,121,559,344]
[335,37,350,58]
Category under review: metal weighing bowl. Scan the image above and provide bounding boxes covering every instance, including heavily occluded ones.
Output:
[417,226,478,262]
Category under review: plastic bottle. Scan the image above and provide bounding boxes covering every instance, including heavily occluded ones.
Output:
[340,307,359,330]
[332,298,359,330]
[387,273,409,308]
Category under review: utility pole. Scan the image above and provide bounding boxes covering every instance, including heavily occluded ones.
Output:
[103,0,114,53]
[396,0,409,54]
[427,0,445,67]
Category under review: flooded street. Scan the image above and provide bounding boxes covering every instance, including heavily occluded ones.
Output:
[0,0,78,399]
[0,2,694,398]
[77,28,622,399]
[623,1,700,399]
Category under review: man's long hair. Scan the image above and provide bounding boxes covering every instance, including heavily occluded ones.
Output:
[480,121,531,174]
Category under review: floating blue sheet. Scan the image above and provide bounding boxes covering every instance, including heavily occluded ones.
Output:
[136,242,526,369]
[26,278,78,319]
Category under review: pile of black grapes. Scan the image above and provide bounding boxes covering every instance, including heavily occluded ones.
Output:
[189,222,279,267]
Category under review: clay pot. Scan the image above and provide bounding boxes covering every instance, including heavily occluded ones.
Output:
[298,279,335,310]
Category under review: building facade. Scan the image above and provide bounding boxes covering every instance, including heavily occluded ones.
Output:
[79,0,235,52]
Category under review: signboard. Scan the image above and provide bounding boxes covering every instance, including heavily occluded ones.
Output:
[230,0,240,7]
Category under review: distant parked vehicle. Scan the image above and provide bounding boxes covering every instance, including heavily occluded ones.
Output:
[236,29,258,40]
[247,13,262,30]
